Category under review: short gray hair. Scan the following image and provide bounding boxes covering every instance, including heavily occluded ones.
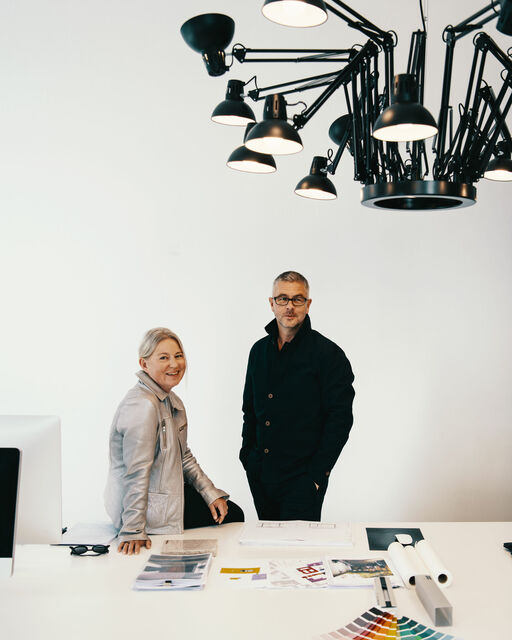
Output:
[273,271,310,296]
[139,327,185,360]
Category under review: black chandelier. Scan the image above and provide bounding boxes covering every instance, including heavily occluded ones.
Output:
[181,1,512,210]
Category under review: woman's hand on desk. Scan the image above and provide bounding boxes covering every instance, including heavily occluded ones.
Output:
[209,497,228,524]
[117,539,152,555]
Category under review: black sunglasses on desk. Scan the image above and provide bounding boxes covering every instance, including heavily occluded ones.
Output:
[69,544,110,556]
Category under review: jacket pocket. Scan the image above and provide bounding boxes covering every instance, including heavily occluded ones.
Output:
[146,492,169,529]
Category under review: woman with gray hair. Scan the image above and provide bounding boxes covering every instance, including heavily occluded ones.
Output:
[105,327,243,555]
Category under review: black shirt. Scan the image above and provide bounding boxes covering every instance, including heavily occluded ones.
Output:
[240,315,355,485]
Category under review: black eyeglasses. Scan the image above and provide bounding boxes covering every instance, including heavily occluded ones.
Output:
[69,544,110,556]
[273,295,308,307]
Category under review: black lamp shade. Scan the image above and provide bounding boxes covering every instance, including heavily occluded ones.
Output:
[295,156,337,199]
[262,0,328,27]
[180,14,235,76]
[484,156,512,181]
[329,114,352,145]
[211,80,256,126]
[180,14,234,53]
[227,146,277,173]
[497,0,512,35]
[245,94,303,155]
[372,74,438,142]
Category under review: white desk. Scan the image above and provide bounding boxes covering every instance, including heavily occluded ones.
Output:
[2,522,511,640]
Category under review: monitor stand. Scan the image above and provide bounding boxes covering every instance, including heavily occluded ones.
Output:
[0,448,21,578]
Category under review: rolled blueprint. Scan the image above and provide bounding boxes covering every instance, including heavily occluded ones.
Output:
[387,542,429,589]
[415,539,453,588]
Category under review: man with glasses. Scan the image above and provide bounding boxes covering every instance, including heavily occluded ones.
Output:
[240,270,354,521]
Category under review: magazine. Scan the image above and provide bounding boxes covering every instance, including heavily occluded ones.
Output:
[161,539,218,557]
[133,553,212,591]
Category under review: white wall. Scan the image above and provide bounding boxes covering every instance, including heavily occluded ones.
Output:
[1,0,511,526]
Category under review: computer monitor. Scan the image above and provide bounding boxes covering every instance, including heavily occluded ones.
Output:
[0,416,62,544]
[0,448,20,577]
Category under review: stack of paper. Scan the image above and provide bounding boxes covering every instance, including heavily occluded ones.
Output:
[161,539,218,557]
[239,520,352,547]
[133,553,212,591]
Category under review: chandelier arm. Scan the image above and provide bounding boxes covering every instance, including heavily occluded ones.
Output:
[436,113,467,180]
[463,81,512,180]
[456,33,512,179]
[454,12,500,42]
[232,46,354,64]
[409,141,424,181]
[421,142,430,180]
[383,143,406,181]
[293,41,379,130]
[435,28,457,174]
[456,42,489,171]
[365,59,379,181]
[246,70,346,101]
[326,0,389,41]
[360,60,370,179]
[480,85,512,142]
[369,54,386,182]
[435,3,502,172]
[351,68,364,181]
[450,2,499,42]
[406,31,427,103]
[435,40,485,178]
[327,124,352,175]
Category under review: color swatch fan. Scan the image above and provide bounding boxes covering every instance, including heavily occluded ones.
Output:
[315,607,463,639]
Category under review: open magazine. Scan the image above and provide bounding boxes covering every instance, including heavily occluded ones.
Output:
[133,553,212,591]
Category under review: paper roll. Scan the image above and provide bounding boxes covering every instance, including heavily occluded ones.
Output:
[387,542,429,589]
[415,539,453,588]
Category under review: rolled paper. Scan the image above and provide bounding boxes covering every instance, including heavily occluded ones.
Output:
[388,542,429,589]
[415,539,453,588]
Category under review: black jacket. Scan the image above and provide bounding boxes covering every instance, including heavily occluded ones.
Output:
[240,315,355,486]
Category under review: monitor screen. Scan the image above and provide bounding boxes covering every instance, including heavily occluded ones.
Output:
[0,416,62,544]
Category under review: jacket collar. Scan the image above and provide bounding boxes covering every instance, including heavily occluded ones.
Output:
[135,370,185,410]
[265,313,312,346]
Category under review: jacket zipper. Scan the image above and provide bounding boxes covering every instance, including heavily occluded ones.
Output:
[161,420,167,450]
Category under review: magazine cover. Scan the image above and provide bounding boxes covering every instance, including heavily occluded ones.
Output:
[133,552,212,590]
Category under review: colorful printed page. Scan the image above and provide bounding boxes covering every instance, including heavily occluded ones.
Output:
[267,559,329,588]
[314,607,464,639]
[326,558,394,588]
[218,565,268,588]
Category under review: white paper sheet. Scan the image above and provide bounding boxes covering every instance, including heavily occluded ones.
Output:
[239,520,352,547]
[58,522,117,546]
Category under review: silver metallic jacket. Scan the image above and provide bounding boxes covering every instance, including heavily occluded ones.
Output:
[104,371,227,542]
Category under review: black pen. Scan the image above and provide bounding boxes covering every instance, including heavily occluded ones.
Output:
[504,542,512,555]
